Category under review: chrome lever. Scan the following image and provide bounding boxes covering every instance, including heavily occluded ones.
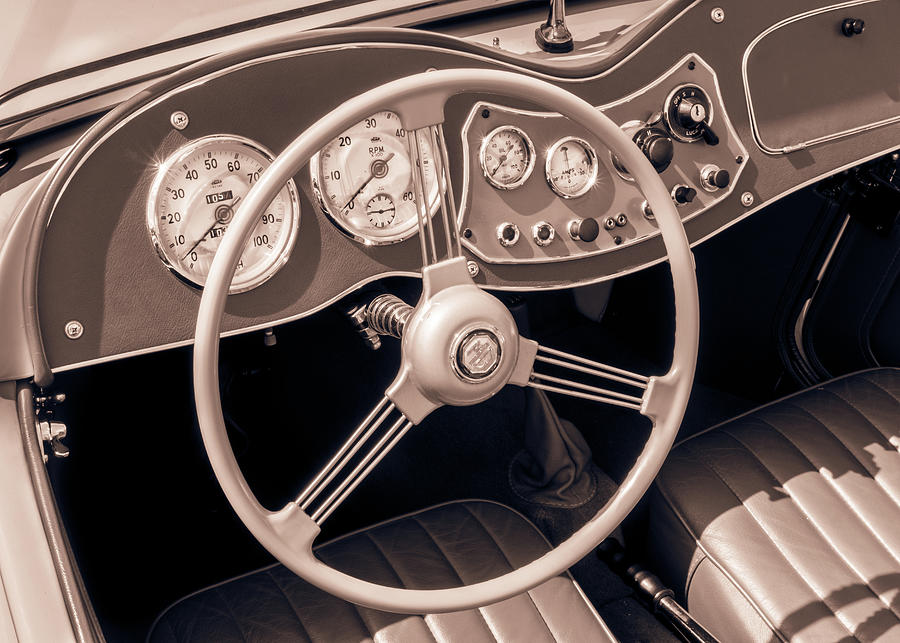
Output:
[535,0,574,53]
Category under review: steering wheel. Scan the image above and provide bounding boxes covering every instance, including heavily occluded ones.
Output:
[193,68,699,614]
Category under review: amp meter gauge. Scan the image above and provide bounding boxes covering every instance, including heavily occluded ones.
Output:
[147,135,300,293]
[545,137,598,198]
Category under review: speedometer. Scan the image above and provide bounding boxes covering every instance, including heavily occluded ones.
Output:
[147,135,300,293]
[310,110,438,245]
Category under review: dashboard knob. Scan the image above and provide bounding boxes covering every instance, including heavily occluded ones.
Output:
[633,127,674,173]
[701,166,731,191]
[569,217,600,242]
[497,222,520,247]
[672,184,697,205]
[533,222,555,246]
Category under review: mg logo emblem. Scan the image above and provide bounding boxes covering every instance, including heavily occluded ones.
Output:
[455,329,502,380]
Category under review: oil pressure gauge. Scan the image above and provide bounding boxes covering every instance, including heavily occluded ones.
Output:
[147,135,300,293]
[545,137,598,198]
[480,126,535,189]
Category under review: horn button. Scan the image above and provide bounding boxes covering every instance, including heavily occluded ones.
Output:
[454,328,502,381]
[397,283,520,409]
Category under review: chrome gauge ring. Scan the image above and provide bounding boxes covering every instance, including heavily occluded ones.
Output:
[147,134,300,293]
[545,136,598,198]
[310,110,439,245]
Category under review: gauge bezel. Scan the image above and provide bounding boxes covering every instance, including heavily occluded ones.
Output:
[309,113,440,246]
[479,125,536,190]
[146,134,300,294]
[544,136,599,198]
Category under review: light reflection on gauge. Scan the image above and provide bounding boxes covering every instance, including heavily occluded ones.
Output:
[146,135,300,293]
[480,125,535,190]
[310,110,438,245]
[545,137,598,198]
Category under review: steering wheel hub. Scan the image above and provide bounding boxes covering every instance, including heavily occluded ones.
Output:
[453,327,502,381]
[400,279,519,407]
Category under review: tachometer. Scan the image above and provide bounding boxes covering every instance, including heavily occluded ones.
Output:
[310,111,438,245]
[147,135,300,294]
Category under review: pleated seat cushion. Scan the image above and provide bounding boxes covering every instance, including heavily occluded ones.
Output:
[650,368,900,642]
[149,499,615,642]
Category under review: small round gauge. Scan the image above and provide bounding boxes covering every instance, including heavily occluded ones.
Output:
[480,125,535,190]
[311,110,438,245]
[366,194,396,228]
[545,137,598,198]
[147,135,300,293]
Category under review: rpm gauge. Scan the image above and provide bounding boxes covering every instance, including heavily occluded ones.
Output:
[311,110,438,245]
[147,135,300,293]
[545,137,598,198]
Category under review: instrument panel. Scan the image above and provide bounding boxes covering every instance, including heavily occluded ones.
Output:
[458,55,748,264]
[29,14,900,374]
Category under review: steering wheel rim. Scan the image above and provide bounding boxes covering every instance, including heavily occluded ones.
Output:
[193,68,699,614]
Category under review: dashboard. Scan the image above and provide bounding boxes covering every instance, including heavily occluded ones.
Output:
[7,0,898,377]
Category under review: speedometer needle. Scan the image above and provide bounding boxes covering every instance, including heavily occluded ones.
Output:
[182,196,242,261]
[340,152,395,212]
[491,152,508,177]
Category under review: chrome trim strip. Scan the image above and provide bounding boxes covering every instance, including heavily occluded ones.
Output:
[741,0,897,155]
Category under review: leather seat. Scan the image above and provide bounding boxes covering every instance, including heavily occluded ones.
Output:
[649,368,900,642]
[149,500,615,642]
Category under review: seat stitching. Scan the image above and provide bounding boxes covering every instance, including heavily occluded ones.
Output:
[654,482,789,642]
[460,504,558,642]
[265,569,313,642]
[818,388,897,446]
[860,376,900,403]
[721,425,900,626]
[409,517,496,641]
[213,587,248,643]
[754,410,900,570]
[786,400,900,512]
[681,440,860,640]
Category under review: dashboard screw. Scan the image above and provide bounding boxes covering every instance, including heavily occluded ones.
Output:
[492,37,501,48]
[613,235,623,245]
[741,191,754,207]
[466,260,480,277]
[687,61,696,71]
[481,109,490,119]
[736,155,744,164]
[64,320,83,340]
[463,227,473,238]
[170,110,189,130]
[710,7,725,23]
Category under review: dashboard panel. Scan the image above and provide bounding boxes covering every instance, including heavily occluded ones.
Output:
[16,0,899,376]
[458,55,747,264]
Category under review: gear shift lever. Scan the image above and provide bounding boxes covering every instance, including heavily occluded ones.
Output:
[535,0,574,53]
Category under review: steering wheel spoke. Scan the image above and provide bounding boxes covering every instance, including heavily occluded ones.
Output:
[295,396,414,525]
[409,123,462,266]
[525,344,652,413]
